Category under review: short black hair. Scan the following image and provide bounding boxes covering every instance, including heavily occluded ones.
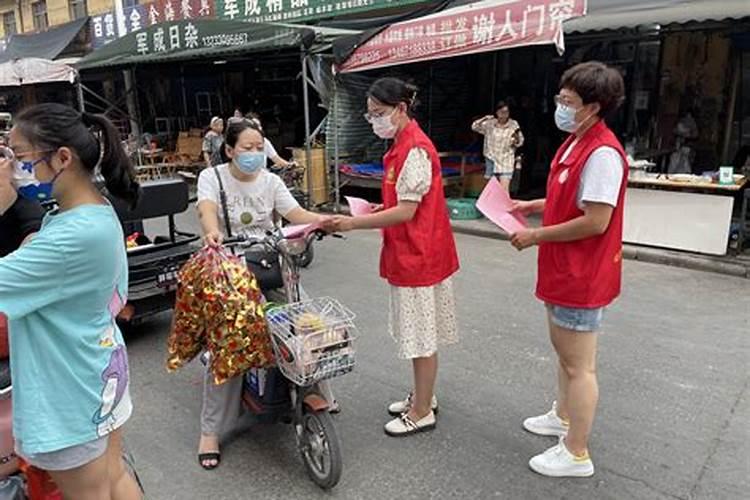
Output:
[560,61,625,117]
[495,100,510,113]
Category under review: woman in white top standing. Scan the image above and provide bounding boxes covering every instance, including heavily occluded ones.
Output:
[194,119,331,469]
[472,101,524,192]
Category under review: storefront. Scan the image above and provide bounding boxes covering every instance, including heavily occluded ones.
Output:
[326,0,750,255]
[78,18,355,187]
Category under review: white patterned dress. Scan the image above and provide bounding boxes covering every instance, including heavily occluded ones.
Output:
[388,148,459,360]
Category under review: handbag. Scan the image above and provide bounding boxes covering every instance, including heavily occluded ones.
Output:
[212,167,284,291]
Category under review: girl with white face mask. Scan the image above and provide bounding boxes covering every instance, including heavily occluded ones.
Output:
[331,78,460,437]
[194,119,334,470]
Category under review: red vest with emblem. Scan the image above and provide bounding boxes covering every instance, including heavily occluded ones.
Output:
[380,120,459,287]
[536,120,627,308]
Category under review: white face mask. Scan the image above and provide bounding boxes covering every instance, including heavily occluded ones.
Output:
[371,110,398,139]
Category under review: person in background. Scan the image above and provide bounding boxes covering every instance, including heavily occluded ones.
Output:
[510,61,627,478]
[0,164,43,257]
[330,77,460,437]
[245,112,293,168]
[232,108,243,120]
[0,103,142,498]
[667,110,698,174]
[202,117,224,168]
[472,100,524,191]
[195,119,334,470]
[0,150,44,361]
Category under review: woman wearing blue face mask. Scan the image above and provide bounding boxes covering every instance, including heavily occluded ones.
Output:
[194,119,331,470]
[0,104,142,498]
[509,62,626,478]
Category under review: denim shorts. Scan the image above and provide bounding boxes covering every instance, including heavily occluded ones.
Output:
[547,304,605,332]
[484,159,513,179]
[484,159,495,178]
[16,435,108,471]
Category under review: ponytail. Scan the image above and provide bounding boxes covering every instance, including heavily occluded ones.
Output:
[15,104,140,209]
[82,112,140,208]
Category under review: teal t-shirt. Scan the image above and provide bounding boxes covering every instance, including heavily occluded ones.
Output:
[0,204,132,454]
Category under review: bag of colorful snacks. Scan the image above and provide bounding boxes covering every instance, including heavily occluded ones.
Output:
[166,246,274,384]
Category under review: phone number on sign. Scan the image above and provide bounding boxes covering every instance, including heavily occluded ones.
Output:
[201,33,249,48]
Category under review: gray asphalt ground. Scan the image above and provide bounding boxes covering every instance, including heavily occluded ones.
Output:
[131,217,749,499]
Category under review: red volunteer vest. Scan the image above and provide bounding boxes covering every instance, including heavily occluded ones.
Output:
[380,120,460,287]
[536,120,627,308]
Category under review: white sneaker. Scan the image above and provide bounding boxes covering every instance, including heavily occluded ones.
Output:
[523,401,569,437]
[529,438,594,477]
[384,411,436,437]
[387,392,439,416]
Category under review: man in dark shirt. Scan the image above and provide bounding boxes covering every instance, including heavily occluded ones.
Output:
[0,197,43,257]
[0,159,43,257]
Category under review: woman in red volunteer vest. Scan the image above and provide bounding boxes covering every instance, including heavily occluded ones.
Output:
[510,62,626,478]
[331,78,460,437]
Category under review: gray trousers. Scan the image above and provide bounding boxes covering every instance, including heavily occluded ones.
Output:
[200,287,334,436]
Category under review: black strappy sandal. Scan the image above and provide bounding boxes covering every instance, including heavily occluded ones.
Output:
[198,452,221,470]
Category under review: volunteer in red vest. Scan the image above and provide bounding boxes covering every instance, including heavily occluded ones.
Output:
[329,78,460,437]
[510,62,626,478]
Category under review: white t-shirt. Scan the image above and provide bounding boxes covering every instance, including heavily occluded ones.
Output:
[560,143,624,210]
[264,138,279,160]
[197,164,299,238]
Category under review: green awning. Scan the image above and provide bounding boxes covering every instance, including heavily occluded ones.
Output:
[77,19,318,70]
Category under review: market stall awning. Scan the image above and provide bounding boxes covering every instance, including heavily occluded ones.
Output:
[0,58,78,87]
[0,17,89,64]
[77,19,318,70]
[564,0,750,33]
[337,0,587,73]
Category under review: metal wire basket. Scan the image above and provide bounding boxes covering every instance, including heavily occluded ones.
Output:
[265,297,358,387]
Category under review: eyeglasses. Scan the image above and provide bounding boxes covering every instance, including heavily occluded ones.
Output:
[363,108,394,123]
[554,95,576,107]
[0,146,55,164]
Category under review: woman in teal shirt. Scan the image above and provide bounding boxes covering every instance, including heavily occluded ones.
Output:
[0,104,142,499]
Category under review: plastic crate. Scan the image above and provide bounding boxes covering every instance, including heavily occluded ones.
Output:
[447,198,481,220]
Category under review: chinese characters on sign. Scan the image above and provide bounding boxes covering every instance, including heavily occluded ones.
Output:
[216,0,427,24]
[92,0,216,48]
[91,12,119,48]
[340,0,586,73]
[132,21,256,57]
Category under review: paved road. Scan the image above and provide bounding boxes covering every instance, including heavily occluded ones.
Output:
[128,224,749,499]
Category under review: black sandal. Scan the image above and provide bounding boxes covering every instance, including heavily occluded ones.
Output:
[198,452,221,470]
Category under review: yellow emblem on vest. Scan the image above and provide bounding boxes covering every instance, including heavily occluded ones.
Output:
[385,167,396,184]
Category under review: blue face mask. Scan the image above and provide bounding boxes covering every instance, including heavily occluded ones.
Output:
[13,158,57,201]
[235,151,266,174]
[554,103,579,133]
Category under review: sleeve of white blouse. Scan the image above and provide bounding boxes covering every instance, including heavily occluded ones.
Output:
[396,148,433,203]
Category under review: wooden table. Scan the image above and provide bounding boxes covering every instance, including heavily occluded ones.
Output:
[135,163,180,182]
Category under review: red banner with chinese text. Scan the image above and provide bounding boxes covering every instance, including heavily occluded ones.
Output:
[339,0,587,73]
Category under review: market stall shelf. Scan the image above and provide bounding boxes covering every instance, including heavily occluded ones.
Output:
[623,174,747,255]
[338,152,483,196]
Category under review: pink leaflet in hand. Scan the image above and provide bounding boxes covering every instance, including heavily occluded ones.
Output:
[345,196,374,216]
[281,223,321,239]
[475,178,528,235]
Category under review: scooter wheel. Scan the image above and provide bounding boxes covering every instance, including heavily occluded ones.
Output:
[299,409,342,489]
